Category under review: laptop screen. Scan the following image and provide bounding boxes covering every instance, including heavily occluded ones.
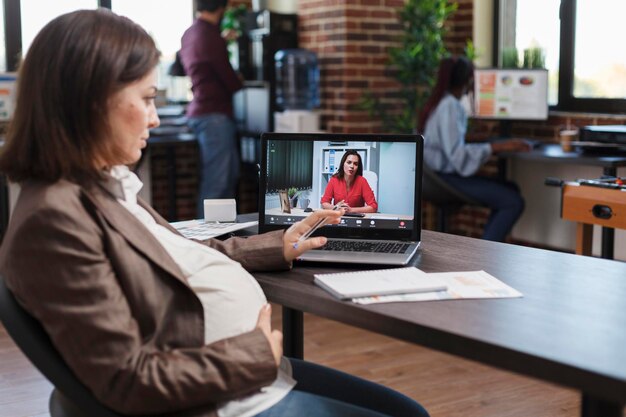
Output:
[259,133,423,242]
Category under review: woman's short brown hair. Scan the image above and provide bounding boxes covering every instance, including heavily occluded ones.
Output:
[0,9,160,183]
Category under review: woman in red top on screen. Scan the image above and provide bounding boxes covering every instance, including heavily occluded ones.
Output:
[321,150,378,213]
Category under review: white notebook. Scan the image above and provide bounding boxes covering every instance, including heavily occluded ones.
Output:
[313,267,447,300]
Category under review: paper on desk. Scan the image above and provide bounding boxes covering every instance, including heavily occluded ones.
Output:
[352,270,522,305]
[170,220,258,240]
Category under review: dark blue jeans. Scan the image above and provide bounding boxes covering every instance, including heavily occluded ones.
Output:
[188,114,239,218]
[438,173,524,242]
[253,358,429,417]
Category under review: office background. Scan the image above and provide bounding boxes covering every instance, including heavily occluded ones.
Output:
[1,1,625,417]
[3,0,624,257]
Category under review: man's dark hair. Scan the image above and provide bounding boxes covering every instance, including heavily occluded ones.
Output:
[196,0,228,12]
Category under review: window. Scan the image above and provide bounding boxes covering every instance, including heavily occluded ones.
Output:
[112,0,193,100]
[20,0,98,56]
[2,1,196,100]
[0,0,5,72]
[496,0,626,113]
[572,1,626,99]
[496,0,560,105]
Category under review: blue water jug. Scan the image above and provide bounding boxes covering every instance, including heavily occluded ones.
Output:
[274,49,320,110]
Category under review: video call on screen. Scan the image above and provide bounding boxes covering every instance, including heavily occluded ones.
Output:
[264,139,417,231]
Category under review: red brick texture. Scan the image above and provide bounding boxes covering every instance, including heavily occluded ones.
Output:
[299,0,405,134]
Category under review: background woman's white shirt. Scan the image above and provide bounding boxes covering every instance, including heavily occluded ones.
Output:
[423,93,491,177]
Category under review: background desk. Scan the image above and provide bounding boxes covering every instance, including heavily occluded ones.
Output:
[250,225,626,417]
[505,143,626,177]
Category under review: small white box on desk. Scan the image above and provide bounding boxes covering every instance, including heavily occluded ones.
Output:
[203,199,236,222]
[274,110,320,133]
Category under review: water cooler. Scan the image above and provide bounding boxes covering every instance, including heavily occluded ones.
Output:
[233,10,298,137]
[273,49,321,133]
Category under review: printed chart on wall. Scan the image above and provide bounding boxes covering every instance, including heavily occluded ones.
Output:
[474,69,548,120]
[0,74,17,122]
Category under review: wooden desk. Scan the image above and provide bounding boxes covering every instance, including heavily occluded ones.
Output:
[251,227,626,417]
[507,144,626,177]
[504,144,626,259]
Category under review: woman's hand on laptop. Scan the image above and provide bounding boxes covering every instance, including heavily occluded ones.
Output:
[283,209,344,262]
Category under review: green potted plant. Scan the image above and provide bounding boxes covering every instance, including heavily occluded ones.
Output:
[523,46,546,69]
[501,47,520,68]
[287,187,299,208]
[221,4,247,34]
[359,0,457,133]
[221,4,247,59]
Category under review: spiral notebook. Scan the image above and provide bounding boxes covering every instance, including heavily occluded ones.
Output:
[313,267,447,300]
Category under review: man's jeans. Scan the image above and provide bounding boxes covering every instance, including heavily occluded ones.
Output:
[188,114,239,218]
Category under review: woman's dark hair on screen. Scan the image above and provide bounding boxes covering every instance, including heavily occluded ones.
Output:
[418,56,474,133]
[333,150,363,179]
[0,9,160,184]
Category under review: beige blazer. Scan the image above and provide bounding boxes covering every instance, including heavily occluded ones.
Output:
[0,179,290,416]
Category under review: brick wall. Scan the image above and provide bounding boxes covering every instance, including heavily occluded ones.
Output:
[447,0,473,55]
[229,0,251,8]
[299,0,405,133]
[299,0,474,135]
[148,142,200,221]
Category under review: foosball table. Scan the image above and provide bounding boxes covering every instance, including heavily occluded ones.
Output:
[546,177,626,258]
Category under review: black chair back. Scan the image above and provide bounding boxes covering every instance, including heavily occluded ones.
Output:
[422,167,482,232]
[0,276,122,417]
[422,166,479,206]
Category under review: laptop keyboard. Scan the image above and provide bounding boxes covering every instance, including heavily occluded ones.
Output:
[314,240,411,254]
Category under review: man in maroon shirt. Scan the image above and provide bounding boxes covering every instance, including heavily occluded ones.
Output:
[180,0,243,216]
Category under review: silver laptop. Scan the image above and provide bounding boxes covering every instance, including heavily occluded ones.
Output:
[259,132,423,265]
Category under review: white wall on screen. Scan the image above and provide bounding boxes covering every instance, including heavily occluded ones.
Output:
[378,142,415,215]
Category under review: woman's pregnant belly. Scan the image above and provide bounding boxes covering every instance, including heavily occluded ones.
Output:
[187,263,267,344]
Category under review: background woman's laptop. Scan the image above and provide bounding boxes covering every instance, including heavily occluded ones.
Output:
[259,132,423,265]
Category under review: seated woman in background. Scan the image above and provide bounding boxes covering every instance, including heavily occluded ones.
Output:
[0,9,428,417]
[321,150,378,213]
[419,56,531,242]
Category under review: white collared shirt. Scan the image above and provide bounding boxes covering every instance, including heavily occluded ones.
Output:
[109,166,294,417]
[424,93,492,177]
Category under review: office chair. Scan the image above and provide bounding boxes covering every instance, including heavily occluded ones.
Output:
[421,166,481,232]
[0,276,122,417]
[0,276,429,417]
